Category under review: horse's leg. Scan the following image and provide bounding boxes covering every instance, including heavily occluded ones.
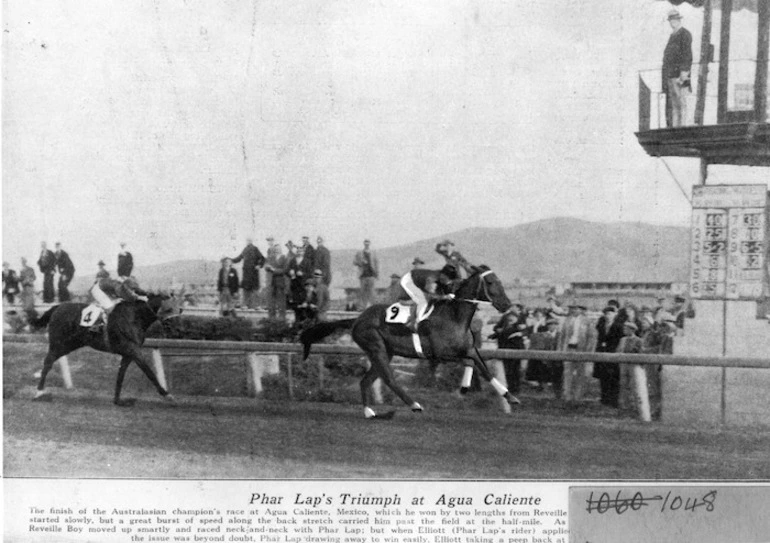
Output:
[114,348,175,407]
[34,350,60,399]
[468,347,520,406]
[359,365,380,419]
[362,345,422,417]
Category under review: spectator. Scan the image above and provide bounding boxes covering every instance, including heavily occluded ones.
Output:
[314,236,332,286]
[19,257,37,318]
[526,311,557,392]
[387,273,403,304]
[295,279,317,325]
[312,269,330,322]
[617,321,649,418]
[546,296,567,319]
[117,242,134,278]
[525,308,549,388]
[54,242,75,302]
[593,305,625,408]
[672,295,687,332]
[557,303,593,402]
[412,257,425,269]
[217,257,239,317]
[353,239,379,309]
[3,262,20,304]
[264,243,289,321]
[231,237,266,310]
[300,236,315,269]
[37,242,56,303]
[96,260,110,280]
[288,245,314,313]
[489,303,528,394]
[662,8,692,128]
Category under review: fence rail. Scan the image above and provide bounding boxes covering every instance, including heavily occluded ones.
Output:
[5,334,770,369]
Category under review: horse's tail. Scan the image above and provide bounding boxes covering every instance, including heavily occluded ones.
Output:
[300,319,357,360]
[29,306,56,330]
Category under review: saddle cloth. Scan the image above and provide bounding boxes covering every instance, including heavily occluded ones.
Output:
[384,302,435,325]
[79,304,105,327]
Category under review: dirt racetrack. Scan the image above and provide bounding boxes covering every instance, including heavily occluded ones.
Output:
[4,342,770,480]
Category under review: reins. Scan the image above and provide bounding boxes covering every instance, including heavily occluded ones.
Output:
[457,270,494,306]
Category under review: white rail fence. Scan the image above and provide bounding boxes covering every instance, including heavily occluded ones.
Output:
[6,334,770,421]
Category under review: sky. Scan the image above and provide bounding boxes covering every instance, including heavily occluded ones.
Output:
[2,0,768,273]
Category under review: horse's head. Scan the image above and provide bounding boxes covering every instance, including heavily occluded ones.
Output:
[457,265,512,313]
[146,292,183,321]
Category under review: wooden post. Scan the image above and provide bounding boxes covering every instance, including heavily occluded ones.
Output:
[287,353,295,401]
[695,0,713,126]
[717,0,733,124]
[631,365,652,422]
[246,353,261,397]
[317,356,324,390]
[151,349,168,391]
[755,0,769,122]
[57,356,73,390]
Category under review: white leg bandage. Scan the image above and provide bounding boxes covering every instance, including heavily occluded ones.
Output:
[490,378,508,396]
[461,366,474,389]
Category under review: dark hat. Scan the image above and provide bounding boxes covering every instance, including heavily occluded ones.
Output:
[513,302,524,310]
[364,239,370,243]
[603,306,618,314]
[674,295,686,303]
[266,236,274,241]
[412,257,425,265]
[313,269,323,277]
[285,240,294,248]
[442,239,454,246]
[577,304,587,310]
[302,235,309,240]
[607,299,620,308]
[98,260,105,266]
[667,8,682,20]
[641,305,653,313]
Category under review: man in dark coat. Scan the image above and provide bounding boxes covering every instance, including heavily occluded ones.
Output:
[37,242,56,303]
[489,303,528,394]
[3,262,20,304]
[662,8,692,127]
[314,236,332,286]
[264,244,289,321]
[231,237,266,310]
[300,236,316,270]
[593,305,626,407]
[117,242,134,278]
[217,257,240,316]
[54,242,75,302]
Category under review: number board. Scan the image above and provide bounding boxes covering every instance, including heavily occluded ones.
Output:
[690,185,769,300]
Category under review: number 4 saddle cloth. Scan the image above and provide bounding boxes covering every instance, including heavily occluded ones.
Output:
[79,304,108,330]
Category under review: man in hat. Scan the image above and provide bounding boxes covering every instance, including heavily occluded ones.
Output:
[387,273,403,304]
[231,237,266,310]
[593,304,626,408]
[117,242,134,279]
[3,261,20,305]
[264,243,289,321]
[662,8,692,127]
[557,302,593,402]
[54,242,75,302]
[37,242,56,303]
[300,236,316,270]
[672,295,687,331]
[435,240,473,288]
[217,257,240,317]
[353,239,378,309]
[412,257,425,270]
[617,320,647,414]
[312,269,330,322]
[19,258,36,317]
[96,260,110,280]
[527,314,560,394]
[489,303,528,394]
[314,236,332,286]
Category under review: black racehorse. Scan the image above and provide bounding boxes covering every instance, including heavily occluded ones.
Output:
[31,293,181,406]
[301,266,520,419]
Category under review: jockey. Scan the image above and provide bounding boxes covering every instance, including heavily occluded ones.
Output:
[435,240,474,293]
[90,276,148,318]
[399,268,455,328]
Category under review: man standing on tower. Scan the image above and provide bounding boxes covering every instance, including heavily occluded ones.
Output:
[662,8,692,127]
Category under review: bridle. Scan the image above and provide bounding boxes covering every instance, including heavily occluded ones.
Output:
[458,270,495,306]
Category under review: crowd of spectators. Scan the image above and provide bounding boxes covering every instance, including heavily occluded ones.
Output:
[488,295,687,419]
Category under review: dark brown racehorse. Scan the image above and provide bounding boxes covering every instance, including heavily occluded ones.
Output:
[301,266,519,418]
[31,293,181,406]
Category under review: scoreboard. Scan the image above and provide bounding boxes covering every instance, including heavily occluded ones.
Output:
[690,184,769,300]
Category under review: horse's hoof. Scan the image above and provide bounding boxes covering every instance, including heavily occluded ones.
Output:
[506,393,521,405]
[410,402,423,413]
[163,394,178,406]
[459,387,469,395]
[364,407,377,419]
[33,391,52,402]
[114,398,137,407]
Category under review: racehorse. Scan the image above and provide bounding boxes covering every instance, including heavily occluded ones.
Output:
[31,293,182,406]
[300,266,520,419]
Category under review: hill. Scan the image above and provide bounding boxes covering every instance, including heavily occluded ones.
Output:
[69,217,690,293]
